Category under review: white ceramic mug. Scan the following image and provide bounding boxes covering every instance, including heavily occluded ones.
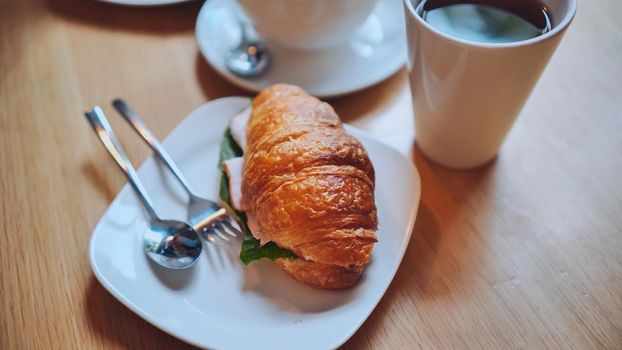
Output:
[403,0,577,168]
[237,0,378,51]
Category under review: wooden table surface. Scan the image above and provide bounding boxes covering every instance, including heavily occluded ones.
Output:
[1,0,621,348]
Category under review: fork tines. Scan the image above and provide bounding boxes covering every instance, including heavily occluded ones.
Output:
[195,213,244,244]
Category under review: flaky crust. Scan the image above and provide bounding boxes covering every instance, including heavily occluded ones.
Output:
[242,84,378,289]
[275,259,364,290]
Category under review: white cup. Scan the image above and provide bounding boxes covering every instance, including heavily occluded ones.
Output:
[237,0,378,51]
[403,0,577,168]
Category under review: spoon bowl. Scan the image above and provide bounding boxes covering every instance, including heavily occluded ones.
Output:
[144,219,203,269]
[225,22,271,77]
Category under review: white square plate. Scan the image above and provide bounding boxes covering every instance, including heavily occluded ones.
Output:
[89,97,421,349]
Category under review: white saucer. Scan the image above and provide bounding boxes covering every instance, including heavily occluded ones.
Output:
[195,0,406,98]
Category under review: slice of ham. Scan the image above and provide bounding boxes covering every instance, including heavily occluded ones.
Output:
[246,212,271,246]
[230,106,251,151]
[222,157,247,211]
[222,157,272,246]
[223,107,273,246]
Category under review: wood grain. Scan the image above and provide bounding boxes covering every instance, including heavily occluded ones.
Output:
[1,0,621,349]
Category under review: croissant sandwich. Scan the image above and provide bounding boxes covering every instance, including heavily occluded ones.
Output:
[220,84,378,289]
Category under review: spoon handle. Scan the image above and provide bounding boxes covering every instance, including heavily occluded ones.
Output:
[85,106,159,221]
[112,99,195,196]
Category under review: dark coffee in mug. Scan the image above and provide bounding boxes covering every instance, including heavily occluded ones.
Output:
[415,0,552,43]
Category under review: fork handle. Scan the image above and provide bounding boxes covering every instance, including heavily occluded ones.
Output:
[112,99,195,197]
[85,106,159,221]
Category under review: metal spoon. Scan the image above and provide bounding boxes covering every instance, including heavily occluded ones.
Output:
[225,21,271,77]
[85,106,202,269]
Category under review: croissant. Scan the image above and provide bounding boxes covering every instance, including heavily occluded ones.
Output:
[228,84,378,289]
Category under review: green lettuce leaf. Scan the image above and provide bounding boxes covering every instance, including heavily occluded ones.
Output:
[218,127,297,265]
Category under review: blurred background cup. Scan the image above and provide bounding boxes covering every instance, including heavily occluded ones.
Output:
[237,0,378,51]
[403,0,577,169]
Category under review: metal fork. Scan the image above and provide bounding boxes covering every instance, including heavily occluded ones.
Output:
[112,99,242,244]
